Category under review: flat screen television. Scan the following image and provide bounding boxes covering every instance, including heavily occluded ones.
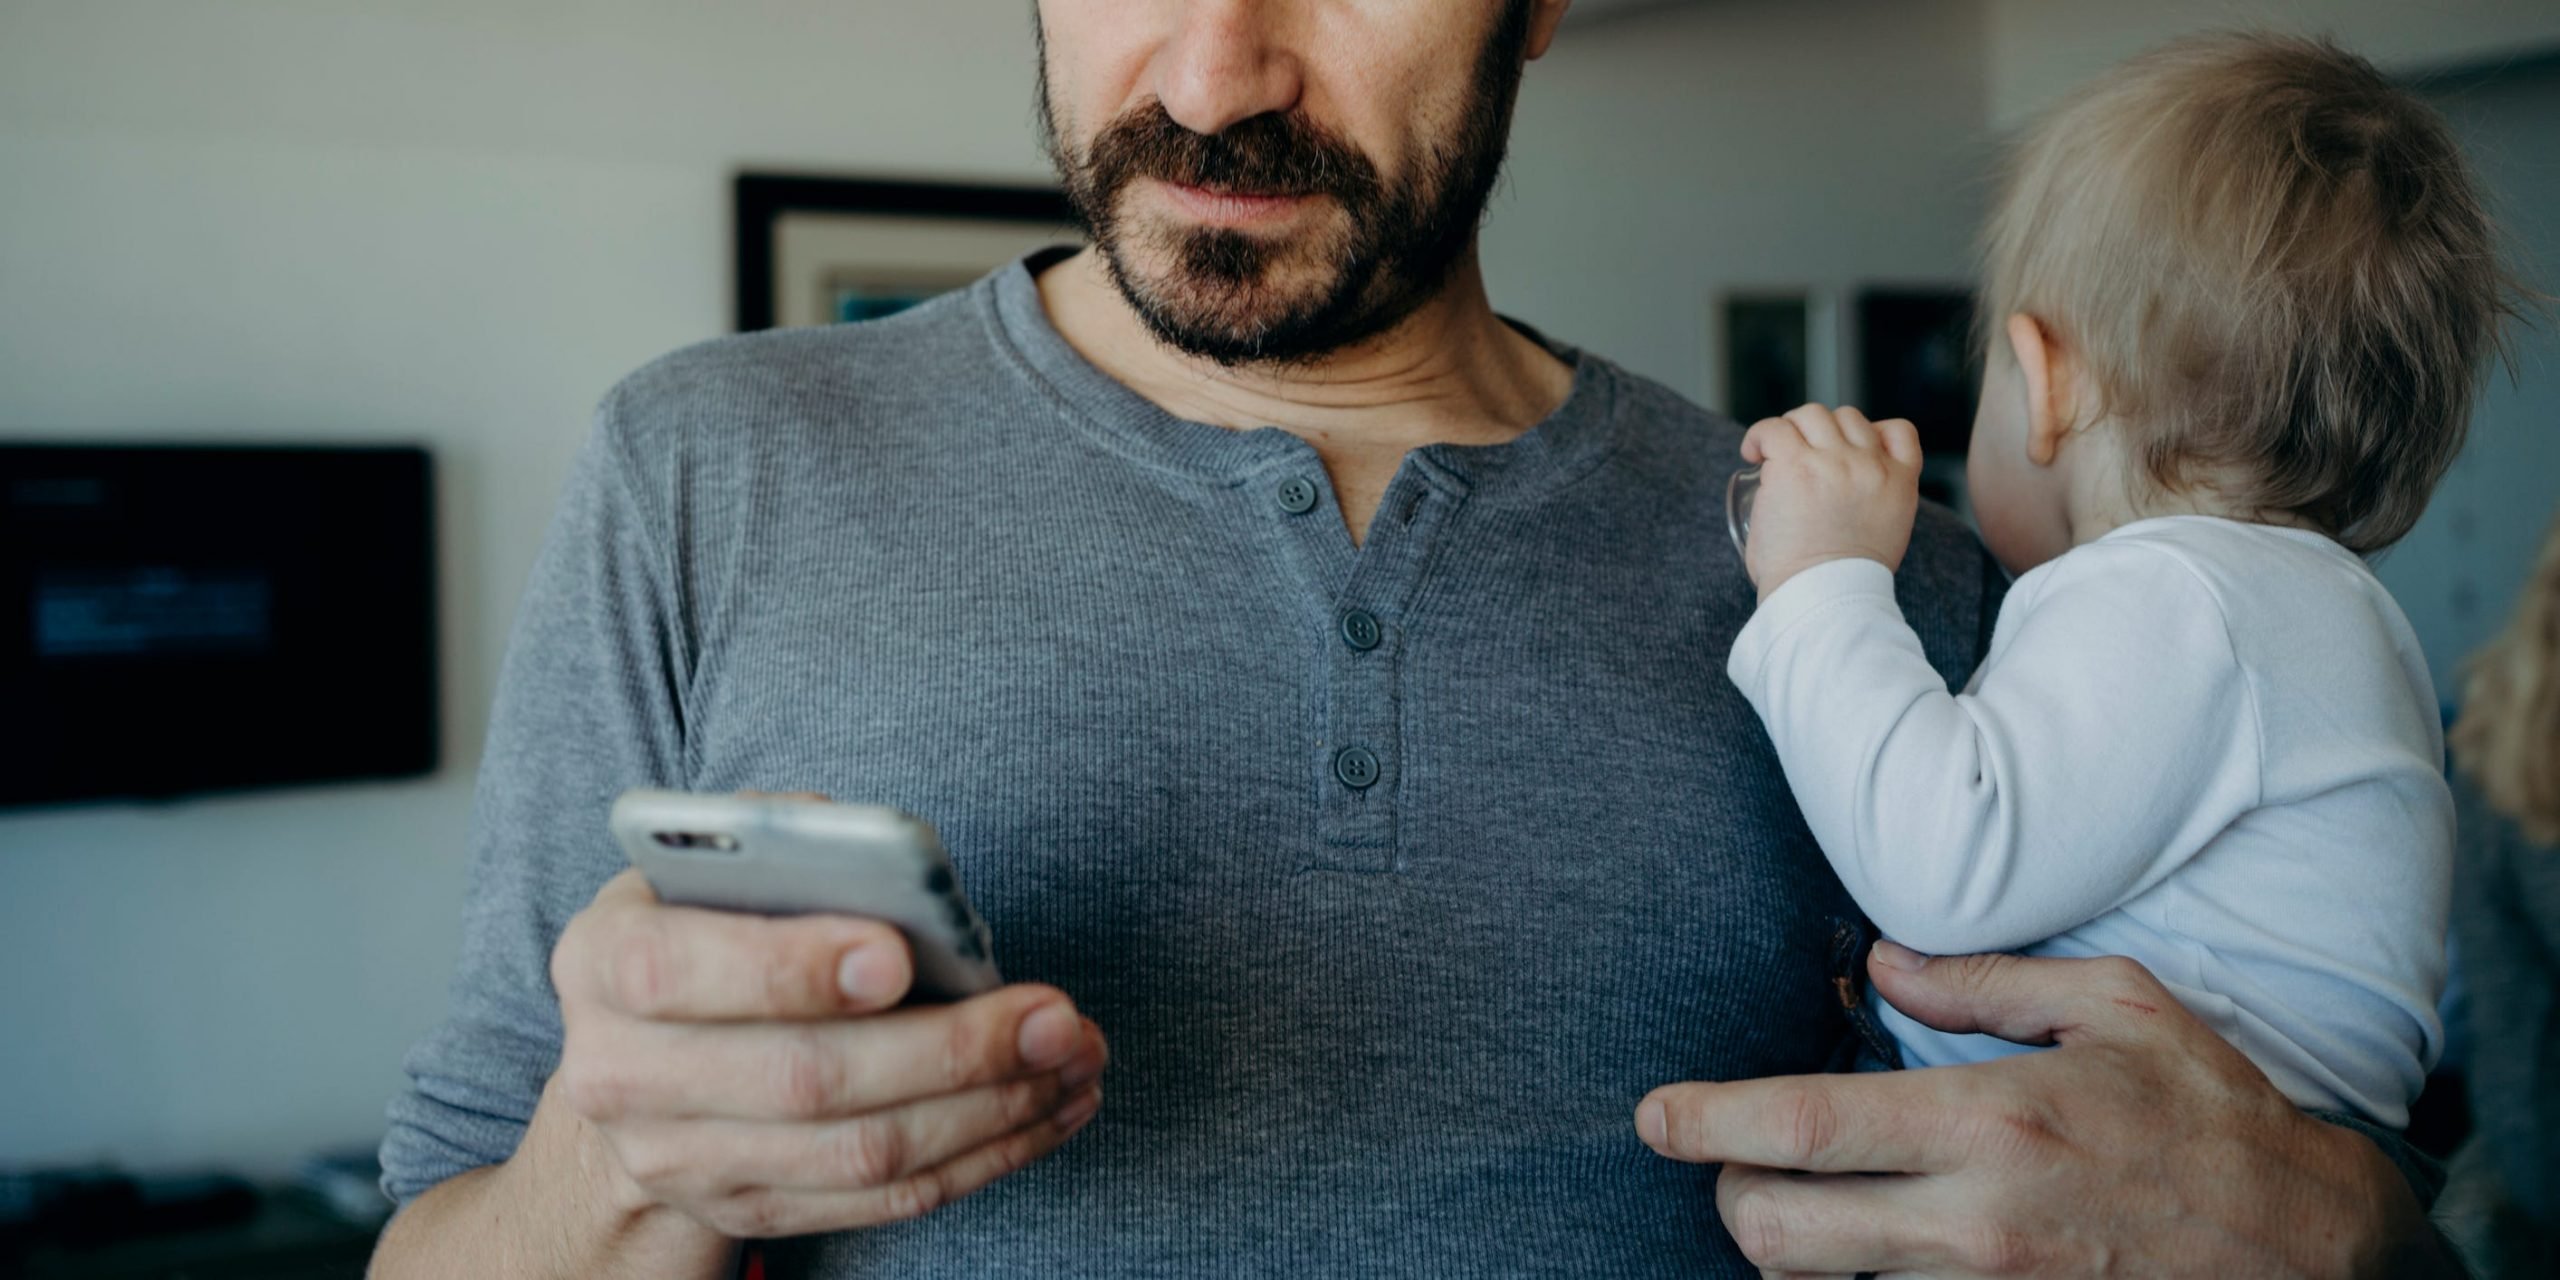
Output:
[1,444,437,808]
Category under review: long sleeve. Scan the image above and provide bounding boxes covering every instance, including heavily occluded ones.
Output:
[2451,777,2560,1224]
[379,398,695,1205]
[1726,547,2262,957]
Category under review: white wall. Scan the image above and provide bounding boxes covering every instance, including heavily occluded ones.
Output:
[0,0,1992,1177]
[2375,58,2560,699]
[1985,0,2560,127]
[1490,0,1990,409]
[0,0,1055,1178]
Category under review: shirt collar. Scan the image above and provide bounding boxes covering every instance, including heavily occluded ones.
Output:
[985,248,1623,500]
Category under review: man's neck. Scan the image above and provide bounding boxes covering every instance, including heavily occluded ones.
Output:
[1035,248,1574,543]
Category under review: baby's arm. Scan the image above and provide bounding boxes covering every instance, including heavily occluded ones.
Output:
[1731,461,2261,955]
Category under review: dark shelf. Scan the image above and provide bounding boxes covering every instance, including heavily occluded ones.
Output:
[10,1188,379,1280]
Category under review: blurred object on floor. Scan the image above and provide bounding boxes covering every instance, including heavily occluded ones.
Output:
[1,1166,378,1279]
[290,1148,391,1229]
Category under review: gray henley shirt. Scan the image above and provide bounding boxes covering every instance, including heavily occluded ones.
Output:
[382,249,2005,1276]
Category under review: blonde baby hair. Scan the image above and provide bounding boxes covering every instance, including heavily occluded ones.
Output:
[1978,31,2527,553]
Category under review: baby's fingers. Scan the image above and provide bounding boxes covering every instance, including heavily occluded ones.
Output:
[1741,417,1805,466]
[1832,406,1883,450]
[1782,403,1845,449]
[1877,417,1924,468]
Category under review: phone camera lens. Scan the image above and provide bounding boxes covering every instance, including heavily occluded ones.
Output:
[651,831,741,852]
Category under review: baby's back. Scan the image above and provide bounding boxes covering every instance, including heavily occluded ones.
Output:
[2127,518,2448,1122]
[1889,516,2449,1124]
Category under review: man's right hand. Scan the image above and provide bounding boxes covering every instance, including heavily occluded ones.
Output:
[546,868,1107,1240]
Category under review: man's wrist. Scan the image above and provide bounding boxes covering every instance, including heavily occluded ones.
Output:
[546,1087,661,1228]
[2301,1113,2464,1280]
[2308,1108,2448,1215]
[371,1084,734,1280]
[508,1078,735,1271]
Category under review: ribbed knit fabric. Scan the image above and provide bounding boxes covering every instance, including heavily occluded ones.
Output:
[381,249,2004,1277]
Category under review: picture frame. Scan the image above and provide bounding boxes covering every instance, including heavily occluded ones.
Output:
[1853,286,1979,513]
[1715,289,1839,425]
[733,173,1080,332]
[1854,288,1977,456]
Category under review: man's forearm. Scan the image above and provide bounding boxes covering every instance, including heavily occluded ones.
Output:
[369,1083,736,1280]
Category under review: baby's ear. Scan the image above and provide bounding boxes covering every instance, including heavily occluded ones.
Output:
[2005,313,2073,467]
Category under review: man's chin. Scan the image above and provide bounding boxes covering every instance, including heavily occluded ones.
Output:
[1127,296,1328,366]
[1105,255,1357,364]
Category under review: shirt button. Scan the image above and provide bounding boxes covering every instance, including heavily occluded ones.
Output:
[1334,746,1380,790]
[1277,475,1319,514]
[1340,609,1382,651]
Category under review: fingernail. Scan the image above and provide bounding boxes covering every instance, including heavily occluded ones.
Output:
[1056,1044,1105,1093]
[1871,939,1927,972]
[837,944,900,1003]
[1638,1098,1667,1148]
[1018,1002,1079,1069]
[1055,1085,1101,1132]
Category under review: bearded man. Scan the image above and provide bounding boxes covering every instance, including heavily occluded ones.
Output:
[373,2,2458,1275]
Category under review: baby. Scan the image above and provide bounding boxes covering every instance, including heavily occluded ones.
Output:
[1729,33,2522,1127]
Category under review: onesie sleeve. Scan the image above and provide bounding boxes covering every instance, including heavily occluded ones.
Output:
[1727,546,2261,956]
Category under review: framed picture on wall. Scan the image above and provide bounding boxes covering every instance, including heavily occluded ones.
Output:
[733,174,1081,332]
[1855,287,1979,513]
[1716,290,1839,426]
[1855,288,1977,455]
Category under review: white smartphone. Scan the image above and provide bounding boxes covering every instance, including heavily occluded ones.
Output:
[609,788,1001,1002]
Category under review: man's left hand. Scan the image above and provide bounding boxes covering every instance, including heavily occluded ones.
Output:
[1635,942,2457,1278]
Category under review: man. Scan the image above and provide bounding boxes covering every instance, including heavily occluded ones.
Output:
[374,1,2456,1275]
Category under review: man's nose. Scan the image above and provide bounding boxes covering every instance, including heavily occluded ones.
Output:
[1151,0,1305,138]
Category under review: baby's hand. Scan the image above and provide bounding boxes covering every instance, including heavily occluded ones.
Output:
[1739,404,1923,601]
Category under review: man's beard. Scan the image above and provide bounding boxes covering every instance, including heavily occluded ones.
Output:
[1039,2,1533,368]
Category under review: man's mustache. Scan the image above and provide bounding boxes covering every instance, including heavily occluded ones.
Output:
[1083,101,1382,207]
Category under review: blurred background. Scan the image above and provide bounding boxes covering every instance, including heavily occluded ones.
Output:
[0,0,2553,1274]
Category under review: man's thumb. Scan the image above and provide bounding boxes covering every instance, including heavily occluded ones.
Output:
[1864,940,2167,1048]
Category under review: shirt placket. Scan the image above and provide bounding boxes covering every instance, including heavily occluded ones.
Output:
[1260,448,1465,874]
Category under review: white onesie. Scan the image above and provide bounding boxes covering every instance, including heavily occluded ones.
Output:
[1727,515,2449,1125]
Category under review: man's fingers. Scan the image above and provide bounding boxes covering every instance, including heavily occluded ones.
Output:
[1716,1163,1962,1277]
[1866,941,2181,1048]
[1637,1072,1963,1174]
[624,1067,1100,1197]
[688,1091,1102,1238]
[570,872,915,1020]
[565,985,1095,1124]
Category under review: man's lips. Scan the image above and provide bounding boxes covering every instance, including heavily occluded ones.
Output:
[1154,180,1317,227]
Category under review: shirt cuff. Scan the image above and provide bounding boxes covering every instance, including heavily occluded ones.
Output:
[2310,1109,2445,1211]
[1726,556,1899,693]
